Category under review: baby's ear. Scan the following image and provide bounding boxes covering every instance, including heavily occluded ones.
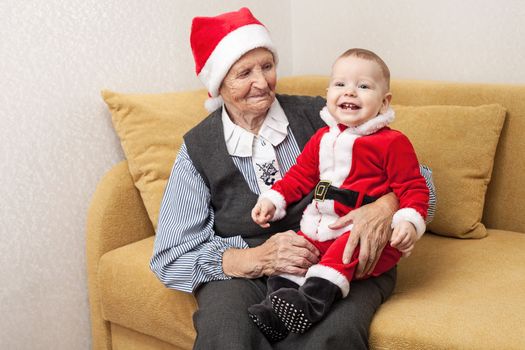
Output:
[380,92,392,114]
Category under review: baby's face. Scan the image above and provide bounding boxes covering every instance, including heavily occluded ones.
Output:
[326,56,391,127]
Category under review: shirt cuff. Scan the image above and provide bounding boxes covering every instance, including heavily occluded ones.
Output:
[198,236,249,280]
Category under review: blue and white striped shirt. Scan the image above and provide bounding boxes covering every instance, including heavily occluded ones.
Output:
[150,129,436,293]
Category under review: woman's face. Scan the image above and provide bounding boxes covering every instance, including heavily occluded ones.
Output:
[219,48,277,118]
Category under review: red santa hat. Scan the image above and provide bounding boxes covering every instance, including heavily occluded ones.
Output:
[190,7,278,112]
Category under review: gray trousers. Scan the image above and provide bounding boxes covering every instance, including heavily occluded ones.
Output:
[192,266,396,350]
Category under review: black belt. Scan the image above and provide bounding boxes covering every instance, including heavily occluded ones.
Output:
[314,180,377,207]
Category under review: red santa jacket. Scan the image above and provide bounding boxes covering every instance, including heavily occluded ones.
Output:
[261,107,429,242]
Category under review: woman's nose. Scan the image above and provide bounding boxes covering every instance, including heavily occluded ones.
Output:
[252,69,269,88]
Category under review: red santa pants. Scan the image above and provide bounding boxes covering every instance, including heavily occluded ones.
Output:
[299,230,402,281]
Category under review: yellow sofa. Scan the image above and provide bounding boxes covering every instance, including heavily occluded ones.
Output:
[87,77,525,350]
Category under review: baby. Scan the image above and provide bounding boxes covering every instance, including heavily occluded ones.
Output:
[248,48,429,342]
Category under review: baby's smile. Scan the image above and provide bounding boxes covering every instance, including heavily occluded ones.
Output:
[339,102,361,110]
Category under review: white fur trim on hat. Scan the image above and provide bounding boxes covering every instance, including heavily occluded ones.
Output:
[259,189,287,221]
[198,24,278,99]
[204,96,224,112]
[392,207,427,238]
[306,264,350,298]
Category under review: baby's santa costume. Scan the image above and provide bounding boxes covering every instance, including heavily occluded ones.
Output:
[248,107,429,341]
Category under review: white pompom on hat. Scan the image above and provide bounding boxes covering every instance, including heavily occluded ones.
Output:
[190,7,278,112]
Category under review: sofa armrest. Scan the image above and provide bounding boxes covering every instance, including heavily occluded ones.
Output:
[86,160,155,350]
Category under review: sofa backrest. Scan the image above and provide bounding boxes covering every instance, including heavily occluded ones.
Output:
[276,76,525,233]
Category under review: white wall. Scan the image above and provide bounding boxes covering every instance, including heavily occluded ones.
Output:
[290,0,525,84]
[2,1,524,349]
[0,1,291,349]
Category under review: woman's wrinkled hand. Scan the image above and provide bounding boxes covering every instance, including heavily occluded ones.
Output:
[222,230,319,279]
[329,192,397,278]
[256,230,320,277]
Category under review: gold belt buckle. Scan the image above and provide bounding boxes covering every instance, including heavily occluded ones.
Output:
[314,180,331,202]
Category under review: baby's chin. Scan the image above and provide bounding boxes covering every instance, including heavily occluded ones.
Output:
[334,113,377,128]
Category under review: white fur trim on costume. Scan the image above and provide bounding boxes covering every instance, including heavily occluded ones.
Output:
[306,264,350,298]
[300,118,357,242]
[198,24,278,99]
[348,107,395,135]
[259,189,287,221]
[300,202,321,238]
[300,201,352,242]
[318,126,358,187]
[204,96,224,112]
[319,106,395,136]
[392,207,427,238]
[278,273,306,286]
[320,107,338,127]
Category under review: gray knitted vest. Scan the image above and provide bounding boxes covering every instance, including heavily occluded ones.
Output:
[184,94,326,247]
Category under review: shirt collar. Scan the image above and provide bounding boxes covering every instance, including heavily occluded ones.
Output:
[222,99,289,157]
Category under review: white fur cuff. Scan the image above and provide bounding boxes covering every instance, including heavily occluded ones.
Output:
[392,207,426,238]
[306,264,350,298]
[259,189,287,221]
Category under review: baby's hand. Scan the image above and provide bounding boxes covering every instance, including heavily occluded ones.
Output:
[390,220,417,257]
[251,199,276,228]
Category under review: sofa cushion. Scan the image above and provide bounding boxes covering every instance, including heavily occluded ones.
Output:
[369,230,525,349]
[98,231,525,350]
[391,104,506,238]
[102,90,209,228]
[111,323,179,350]
[98,237,197,349]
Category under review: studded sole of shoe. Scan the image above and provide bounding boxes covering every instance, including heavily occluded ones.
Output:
[271,295,312,333]
[248,312,288,342]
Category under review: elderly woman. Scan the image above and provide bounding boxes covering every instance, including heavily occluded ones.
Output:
[151,7,435,350]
